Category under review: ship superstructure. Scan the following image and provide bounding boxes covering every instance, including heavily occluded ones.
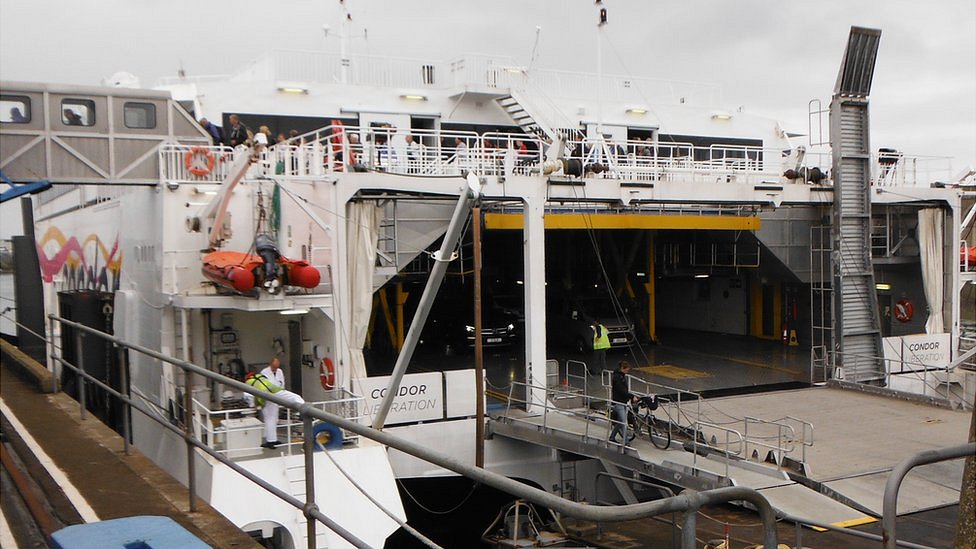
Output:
[1,25,973,548]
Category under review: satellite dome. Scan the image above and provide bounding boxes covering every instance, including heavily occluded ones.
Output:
[103,72,141,88]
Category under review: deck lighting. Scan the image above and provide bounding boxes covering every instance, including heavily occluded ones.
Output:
[626,107,647,115]
[194,185,218,195]
[277,84,309,94]
[279,308,309,315]
[694,274,710,279]
[400,94,428,101]
[711,111,733,121]
[875,283,892,291]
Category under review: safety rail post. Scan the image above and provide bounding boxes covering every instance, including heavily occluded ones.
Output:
[882,442,975,549]
[184,366,197,512]
[116,344,131,456]
[48,315,58,394]
[303,414,317,549]
[74,330,86,420]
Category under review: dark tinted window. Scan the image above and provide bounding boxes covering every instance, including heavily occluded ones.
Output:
[124,102,156,129]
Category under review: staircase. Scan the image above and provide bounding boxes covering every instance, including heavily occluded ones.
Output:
[374,200,459,288]
[286,461,326,548]
[495,89,583,143]
[829,27,885,383]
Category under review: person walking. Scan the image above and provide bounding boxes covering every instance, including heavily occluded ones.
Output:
[591,318,610,375]
[609,360,637,445]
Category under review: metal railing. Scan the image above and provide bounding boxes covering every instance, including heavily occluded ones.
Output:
[835,349,973,409]
[191,389,364,459]
[43,314,782,549]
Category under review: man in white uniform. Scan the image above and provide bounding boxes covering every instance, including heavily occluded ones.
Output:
[243,357,304,448]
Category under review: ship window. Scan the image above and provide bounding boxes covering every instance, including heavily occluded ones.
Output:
[124,102,157,129]
[0,95,31,124]
[61,99,95,126]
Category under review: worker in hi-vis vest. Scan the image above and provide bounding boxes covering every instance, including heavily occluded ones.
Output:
[591,318,610,375]
[243,368,305,449]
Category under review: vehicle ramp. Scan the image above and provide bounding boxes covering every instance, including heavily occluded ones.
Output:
[487,407,874,528]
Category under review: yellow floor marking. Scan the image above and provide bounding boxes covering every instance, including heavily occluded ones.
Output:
[636,364,712,380]
[831,516,878,528]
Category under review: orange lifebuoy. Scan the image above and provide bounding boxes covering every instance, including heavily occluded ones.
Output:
[185,146,215,176]
[319,357,335,390]
[894,299,914,323]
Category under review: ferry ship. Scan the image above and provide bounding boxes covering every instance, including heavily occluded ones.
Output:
[1,22,973,549]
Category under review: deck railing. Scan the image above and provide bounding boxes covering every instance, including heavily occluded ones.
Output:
[191,389,365,459]
[158,126,949,189]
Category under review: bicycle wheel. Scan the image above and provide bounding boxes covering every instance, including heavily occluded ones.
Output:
[648,415,671,449]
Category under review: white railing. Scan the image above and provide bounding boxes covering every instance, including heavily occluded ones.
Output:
[156,50,721,106]
[191,388,365,459]
[157,126,952,191]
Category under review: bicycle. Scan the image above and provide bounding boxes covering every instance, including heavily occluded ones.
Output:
[628,395,671,450]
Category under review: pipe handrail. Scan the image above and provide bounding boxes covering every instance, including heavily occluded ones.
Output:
[882,442,975,549]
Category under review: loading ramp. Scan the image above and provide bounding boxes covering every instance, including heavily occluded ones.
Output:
[487,394,872,529]
[487,381,970,530]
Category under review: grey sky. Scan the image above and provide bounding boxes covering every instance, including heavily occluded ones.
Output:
[0,0,974,238]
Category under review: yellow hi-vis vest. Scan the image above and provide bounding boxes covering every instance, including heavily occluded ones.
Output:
[593,324,611,350]
[245,373,281,407]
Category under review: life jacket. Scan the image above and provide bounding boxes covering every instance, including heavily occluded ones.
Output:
[593,323,611,350]
[244,372,281,407]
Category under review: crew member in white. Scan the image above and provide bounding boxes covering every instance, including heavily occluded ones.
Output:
[243,357,304,448]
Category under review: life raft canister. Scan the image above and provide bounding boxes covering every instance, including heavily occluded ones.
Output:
[319,357,335,390]
[185,146,215,176]
[894,298,914,323]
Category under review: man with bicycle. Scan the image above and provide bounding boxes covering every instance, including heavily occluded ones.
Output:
[609,360,638,445]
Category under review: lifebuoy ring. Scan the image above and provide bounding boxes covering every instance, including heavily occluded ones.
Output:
[311,422,343,451]
[185,146,215,176]
[319,357,335,390]
[894,299,914,323]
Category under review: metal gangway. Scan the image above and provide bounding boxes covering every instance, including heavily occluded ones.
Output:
[488,366,870,528]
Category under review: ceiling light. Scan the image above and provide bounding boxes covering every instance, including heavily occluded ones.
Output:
[277,84,308,94]
[626,107,647,115]
[875,283,892,291]
[694,274,710,279]
[400,94,428,101]
[279,308,309,315]
[711,111,732,121]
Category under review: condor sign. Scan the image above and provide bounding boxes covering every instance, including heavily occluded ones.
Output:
[354,372,443,426]
[882,333,951,373]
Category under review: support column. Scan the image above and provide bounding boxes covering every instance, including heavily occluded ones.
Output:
[522,192,547,412]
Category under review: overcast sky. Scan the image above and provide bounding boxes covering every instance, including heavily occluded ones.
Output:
[1,0,974,236]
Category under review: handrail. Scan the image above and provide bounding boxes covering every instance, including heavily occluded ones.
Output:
[882,442,975,549]
[47,314,780,548]
[743,416,797,469]
[692,421,744,479]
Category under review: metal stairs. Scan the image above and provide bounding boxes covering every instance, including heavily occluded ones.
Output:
[829,27,885,383]
[496,89,582,143]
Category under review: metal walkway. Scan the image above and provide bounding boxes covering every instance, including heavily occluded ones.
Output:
[487,384,970,529]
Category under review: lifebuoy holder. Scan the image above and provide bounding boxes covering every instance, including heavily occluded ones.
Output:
[185,146,215,177]
[319,357,335,390]
[894,299,914,323]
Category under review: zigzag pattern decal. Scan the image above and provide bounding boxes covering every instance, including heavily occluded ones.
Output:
[36,226,122,291]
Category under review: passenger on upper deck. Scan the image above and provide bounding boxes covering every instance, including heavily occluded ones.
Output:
[63,109,83,126]
[199,118,223,145]
[8,107,27,123]
[225,114,250,148]
[405,134,424,173]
